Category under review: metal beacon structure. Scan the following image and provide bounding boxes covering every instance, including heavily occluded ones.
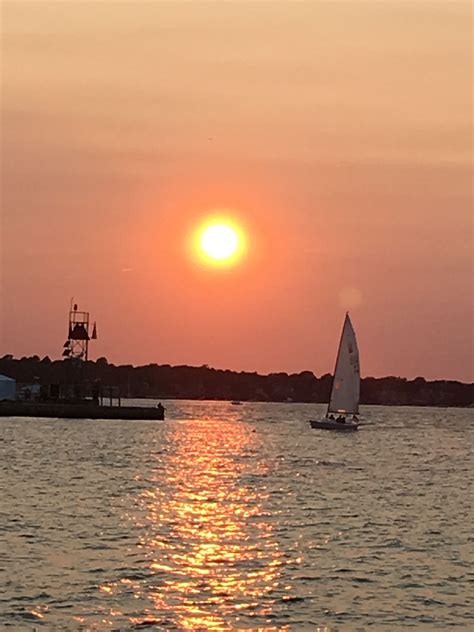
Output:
[62,301,97,362]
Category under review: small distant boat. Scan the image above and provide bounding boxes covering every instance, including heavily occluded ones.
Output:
[310,313,360,432]
[231,401,242,406]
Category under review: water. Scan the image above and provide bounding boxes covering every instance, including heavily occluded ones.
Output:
[1,402,472,631]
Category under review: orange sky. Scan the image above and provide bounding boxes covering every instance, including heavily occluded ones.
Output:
[1,1,472,381]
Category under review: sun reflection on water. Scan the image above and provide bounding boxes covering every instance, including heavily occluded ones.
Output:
[126,419,283,629]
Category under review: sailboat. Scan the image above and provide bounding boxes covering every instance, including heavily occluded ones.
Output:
[310,313,360,432]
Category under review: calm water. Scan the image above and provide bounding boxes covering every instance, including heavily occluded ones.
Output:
[1,402,472,631]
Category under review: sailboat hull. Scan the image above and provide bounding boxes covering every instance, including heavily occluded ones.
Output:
[309,419,358,432]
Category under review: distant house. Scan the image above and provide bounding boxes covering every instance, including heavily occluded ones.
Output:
[0,374,16,400]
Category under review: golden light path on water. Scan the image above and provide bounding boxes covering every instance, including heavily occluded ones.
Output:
[98,417,293,630]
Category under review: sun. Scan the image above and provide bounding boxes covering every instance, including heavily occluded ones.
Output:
[201,224,238,260]
[195,218,246,266]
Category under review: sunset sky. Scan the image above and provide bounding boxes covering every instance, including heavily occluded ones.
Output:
[1,1,472,381]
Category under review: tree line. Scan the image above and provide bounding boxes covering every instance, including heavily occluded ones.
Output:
[0,355,472,407]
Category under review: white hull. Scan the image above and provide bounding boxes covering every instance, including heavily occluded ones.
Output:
[309,418,358,432]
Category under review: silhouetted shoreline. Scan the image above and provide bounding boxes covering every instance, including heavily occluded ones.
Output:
[1,356,472,408]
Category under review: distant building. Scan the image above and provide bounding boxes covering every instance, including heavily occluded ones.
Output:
[0,374,16,400]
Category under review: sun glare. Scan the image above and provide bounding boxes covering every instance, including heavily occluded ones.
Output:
[195,219,246,266]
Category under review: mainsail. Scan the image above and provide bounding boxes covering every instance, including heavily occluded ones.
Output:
[327,313,360,415]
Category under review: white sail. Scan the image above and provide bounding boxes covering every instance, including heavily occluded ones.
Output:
[327,313,360,415]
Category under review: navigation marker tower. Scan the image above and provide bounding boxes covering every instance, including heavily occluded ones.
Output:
[62,301,97,361]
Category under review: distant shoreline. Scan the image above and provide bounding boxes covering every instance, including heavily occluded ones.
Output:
[1,356,472,408]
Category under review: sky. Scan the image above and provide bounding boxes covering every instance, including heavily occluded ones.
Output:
[1,1,472,381]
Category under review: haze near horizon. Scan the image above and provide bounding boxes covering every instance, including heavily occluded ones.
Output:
[1,1,472,381]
